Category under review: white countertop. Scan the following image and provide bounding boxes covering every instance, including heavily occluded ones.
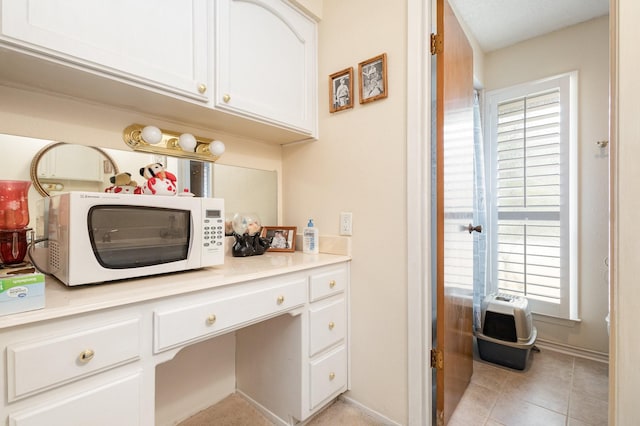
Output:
[0,252,351,330]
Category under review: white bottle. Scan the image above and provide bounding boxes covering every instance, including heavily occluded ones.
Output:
[303,219,319,254]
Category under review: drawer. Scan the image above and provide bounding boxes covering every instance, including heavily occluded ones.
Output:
[7,317,141,401]
[309,345,347,410]
[309,266,347,302]
[154,278,307,352]
[309,299,346,356]
[9,373,141,426]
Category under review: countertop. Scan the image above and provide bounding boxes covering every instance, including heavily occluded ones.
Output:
[0,252,351,330]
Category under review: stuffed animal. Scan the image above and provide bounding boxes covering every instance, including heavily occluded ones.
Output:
[105,172,142,194]
[139,163,177,195]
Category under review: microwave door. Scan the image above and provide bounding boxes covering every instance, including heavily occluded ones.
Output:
[88,205,191,269]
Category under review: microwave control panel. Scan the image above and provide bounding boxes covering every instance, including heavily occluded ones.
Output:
[201,201,225,266]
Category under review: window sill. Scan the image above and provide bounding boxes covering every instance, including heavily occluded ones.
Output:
[532,312,581,328]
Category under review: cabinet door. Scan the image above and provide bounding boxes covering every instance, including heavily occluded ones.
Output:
[215,0,317,136]
[0,0,209,101]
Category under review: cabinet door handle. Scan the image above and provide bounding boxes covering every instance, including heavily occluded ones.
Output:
[223,94,231,103]
[207,314,217,325]
[78,349,95,363]
[277,295,285,305]
[328,321,335,330]
[329,280,336,289]
[197,83,207,94]
[329,372,336,380]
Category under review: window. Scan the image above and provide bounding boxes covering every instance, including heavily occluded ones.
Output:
[485,73,577,319]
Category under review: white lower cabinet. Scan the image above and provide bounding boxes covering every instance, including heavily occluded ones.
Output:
[0,260,349,425]
[8,373,142,426]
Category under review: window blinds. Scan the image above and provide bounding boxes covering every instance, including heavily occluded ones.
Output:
[495,89,562,304]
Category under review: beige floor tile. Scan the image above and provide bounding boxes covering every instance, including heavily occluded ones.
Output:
[471,360,512,389]
[567,418,593,426]
[568,390,609,426]
[489,395,567,426]
[453,348,608,426]
[573,358,609,402]
[448,382,499,426]
[501,372,571,415]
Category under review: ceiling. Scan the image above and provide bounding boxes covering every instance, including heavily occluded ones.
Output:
[449,0,610,52]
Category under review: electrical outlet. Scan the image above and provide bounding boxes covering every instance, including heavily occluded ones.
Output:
[340,212,353,236]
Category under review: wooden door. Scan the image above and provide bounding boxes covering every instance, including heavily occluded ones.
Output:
[434,0,475,424]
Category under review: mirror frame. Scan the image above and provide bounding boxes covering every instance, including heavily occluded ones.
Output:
[29,142,120,197]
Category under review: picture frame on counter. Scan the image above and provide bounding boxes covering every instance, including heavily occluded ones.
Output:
[329,67,354,113]
[358,53,388,104]
[261,226,297,252]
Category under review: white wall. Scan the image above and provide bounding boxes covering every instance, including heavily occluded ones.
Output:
[482,16,610,354]
[612,0,640,422]
[282,0,408,423]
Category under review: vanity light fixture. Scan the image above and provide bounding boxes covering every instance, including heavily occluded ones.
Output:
[122,124,225,162]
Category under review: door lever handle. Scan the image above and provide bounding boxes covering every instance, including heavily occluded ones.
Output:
[467,224,482,234]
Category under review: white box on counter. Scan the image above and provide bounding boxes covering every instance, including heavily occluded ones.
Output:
[0,272,45,316]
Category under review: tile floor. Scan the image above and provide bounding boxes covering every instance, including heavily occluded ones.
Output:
[450,348,609,426]
[179,347,608,425]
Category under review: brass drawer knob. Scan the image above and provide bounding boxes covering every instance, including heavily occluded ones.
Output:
[328,321,335,330]
[78,349,95,363]
[329,280,336,289]
[277,295,285,305]
[329,372,336,380]
[207,314,217,325]
[197,83,207,94]
[223,94,231,103]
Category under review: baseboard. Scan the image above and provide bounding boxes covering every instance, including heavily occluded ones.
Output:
[235,390,289,426]
[534,338,609,364]
[338,394,402,426]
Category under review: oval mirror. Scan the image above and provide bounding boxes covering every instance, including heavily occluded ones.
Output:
[30,142,120,197]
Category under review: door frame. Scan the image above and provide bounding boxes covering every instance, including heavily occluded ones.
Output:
[406,0,433,425]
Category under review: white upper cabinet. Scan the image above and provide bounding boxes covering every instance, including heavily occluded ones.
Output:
[215,0,317,137]
[0,0,210,101]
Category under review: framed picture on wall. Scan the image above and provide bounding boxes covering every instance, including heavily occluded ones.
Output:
[358,53,388,104]
[329,67,354,113]
[261,226,297,252]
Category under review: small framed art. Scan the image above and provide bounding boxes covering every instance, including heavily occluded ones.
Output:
[261,226,297,252]
[358,53,388,104]
[329,67,354,113]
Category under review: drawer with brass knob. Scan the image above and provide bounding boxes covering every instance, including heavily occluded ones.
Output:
[309,299,346,356]
[309,345,347,409]
[154,278,307,353]
[6,317,141,401]
[309,266,347,302]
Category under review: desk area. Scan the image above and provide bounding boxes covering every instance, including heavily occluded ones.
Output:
[0,252,351,425]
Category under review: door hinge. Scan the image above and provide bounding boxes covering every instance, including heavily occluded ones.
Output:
[436,409,445,426]
[430,33,442,55]
[430,348,444,369]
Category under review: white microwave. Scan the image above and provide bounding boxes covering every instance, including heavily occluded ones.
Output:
[45,191,224,286]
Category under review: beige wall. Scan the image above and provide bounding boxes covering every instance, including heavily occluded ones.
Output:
[482,16,610,354]
[612,0,640,422]
[282,0,408,423]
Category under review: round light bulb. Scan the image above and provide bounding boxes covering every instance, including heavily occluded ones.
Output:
[140,125,163,145]
[210,140,225,157]
[178,133,197,152]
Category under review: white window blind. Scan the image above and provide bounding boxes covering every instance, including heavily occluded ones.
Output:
[486,73,577,319]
